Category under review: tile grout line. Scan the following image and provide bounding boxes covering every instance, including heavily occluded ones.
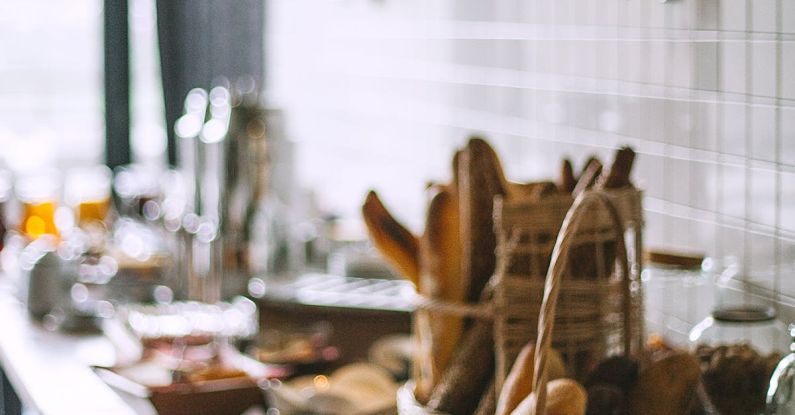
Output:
[774,0,784,311]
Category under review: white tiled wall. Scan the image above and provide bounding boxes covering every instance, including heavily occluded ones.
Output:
[266,1,795,326]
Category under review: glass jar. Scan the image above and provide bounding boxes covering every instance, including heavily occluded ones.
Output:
[689,258,788,415]
[767,325,795,414]
[689,307,789,356]
[688,258,789,355]
[641,250,713,347]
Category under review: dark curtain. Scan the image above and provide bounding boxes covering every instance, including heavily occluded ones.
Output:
[156,0,265,166]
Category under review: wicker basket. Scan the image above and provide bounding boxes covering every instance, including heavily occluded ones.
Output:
[399,188,643,414]
[493,188,644,393]
[527,190,638,415]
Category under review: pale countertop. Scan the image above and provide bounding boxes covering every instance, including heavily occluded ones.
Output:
[0,281,150,415]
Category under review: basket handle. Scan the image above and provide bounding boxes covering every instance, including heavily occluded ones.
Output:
[530,190,632,415]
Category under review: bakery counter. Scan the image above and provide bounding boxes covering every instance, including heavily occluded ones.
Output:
[0,273,414,415]
[254,273,413,366]
[0,282,148,415]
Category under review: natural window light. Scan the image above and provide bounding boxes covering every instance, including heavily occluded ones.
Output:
[0,1,104,173]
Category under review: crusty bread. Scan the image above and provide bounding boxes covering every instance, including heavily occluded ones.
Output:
[558,159,576,193]
[496,343,567,415]
[426,319,494,415]
[458,138,508,303]
[419,184,464,389]
[627,352,700,415]
[511,378,588,415]
[599,147,635,189]
[473,378,496,415]
[361,191,420,286]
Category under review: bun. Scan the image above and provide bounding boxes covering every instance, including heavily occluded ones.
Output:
[511,378,587,415]
[496,343,566,415]
[627,352,700,415]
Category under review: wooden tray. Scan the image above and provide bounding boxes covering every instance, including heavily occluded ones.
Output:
[94,350,289,415]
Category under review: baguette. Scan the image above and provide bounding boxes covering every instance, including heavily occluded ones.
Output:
[558,159,576,193]
[570,147,636,280]
[459,138,508,302]
[599,147,635,189]
[419,184,464,391]
[362,191,420,287]
[473,378,497,415]
[426,318,495,415]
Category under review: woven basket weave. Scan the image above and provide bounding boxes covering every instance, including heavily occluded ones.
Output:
[492,187,644,394]
[527,190,639,415]
[399,188,644,414]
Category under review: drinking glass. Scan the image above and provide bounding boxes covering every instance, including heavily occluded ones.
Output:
[65,166,113,228]
[16,173,60,240]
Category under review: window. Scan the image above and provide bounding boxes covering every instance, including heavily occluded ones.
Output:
[0,1,104,172]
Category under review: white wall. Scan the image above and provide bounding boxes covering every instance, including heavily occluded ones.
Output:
[266,0,795,328]
[0,1,104,171]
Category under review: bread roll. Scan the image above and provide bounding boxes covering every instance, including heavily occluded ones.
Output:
[584,356,639,393]
[627,352,700,415]
[511,378,587,415]
[496,343,567,415]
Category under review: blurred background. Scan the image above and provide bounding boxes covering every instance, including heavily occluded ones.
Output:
[3,0,790,315]
[0,1,794,412]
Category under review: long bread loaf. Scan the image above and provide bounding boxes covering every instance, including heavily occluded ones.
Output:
[418,184,465,395]
[459,137,508,302]
[426,318,495,415]
[362,191,420,286]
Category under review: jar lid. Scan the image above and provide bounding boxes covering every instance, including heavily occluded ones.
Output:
[712,306,776,323]
[645,249,705,270]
